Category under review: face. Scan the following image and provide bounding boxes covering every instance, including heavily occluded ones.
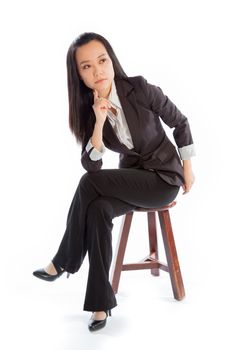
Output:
[75,40,115,98]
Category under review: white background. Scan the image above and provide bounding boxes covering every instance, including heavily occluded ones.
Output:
[0,0,232,349]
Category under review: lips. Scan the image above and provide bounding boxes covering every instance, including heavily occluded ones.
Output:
[95,79,107,84]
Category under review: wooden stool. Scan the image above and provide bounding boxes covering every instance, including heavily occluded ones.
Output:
[111,201,185,300]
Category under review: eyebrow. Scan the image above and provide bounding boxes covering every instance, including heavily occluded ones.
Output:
[79,53,107,66]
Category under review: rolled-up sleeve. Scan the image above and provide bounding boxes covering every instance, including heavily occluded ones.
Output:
[85,139,106,161]
[81,138,105,172]
[178,144,196,160]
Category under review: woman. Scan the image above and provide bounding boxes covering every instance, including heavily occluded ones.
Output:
[33,32,195,331]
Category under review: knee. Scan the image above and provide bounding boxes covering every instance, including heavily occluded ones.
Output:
[79,172,91,188]
[87,198,114,222]
[77,173,93,196]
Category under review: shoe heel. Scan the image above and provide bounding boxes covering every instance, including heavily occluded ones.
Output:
[108,309,112,317]
[67,273,70,278]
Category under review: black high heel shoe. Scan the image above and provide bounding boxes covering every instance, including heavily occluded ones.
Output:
[88,310,112,332]
[33,262,70,282]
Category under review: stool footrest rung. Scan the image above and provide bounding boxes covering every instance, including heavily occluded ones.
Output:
[142,254,169,272]
[122,260,169,272]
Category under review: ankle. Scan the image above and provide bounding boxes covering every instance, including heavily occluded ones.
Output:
[92,311,107,321]
[44,262,59,276]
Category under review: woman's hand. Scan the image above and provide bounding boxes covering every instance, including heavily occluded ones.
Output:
[182,159,195,194]
[90,90,112,152]
[92,89,112,126]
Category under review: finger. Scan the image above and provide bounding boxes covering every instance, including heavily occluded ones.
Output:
[98,97,110,104]
[99,98,112,109]
[183,183,192,194]
[182,184,188,195]
[107,100,114,108]
[93,89,99,101]
[93,94,112,111]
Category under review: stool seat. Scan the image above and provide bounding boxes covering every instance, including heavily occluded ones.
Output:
[110,201,185,300]
[135,200,177,212]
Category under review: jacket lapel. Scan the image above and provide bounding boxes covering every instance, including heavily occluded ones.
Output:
[114,78,142,152]
[103,118,136,155]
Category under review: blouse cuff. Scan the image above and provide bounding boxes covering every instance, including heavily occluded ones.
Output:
[86,139,106,161]
[178,144,196,160]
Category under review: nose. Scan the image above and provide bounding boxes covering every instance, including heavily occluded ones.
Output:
[93,66,103,78]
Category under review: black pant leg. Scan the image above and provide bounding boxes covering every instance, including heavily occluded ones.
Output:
[52,173,100,273]
[83,197,135,312]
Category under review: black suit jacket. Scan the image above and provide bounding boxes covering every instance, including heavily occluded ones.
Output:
[81,76,194,187]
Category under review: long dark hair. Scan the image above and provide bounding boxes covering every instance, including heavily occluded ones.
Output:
[66,32,127,147]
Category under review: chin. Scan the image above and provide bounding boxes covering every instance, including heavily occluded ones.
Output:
[98,82,111,95]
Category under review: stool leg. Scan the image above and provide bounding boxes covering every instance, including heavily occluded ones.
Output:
[111,212,133,294]
[158,210,185,300]
[147,212,160,276]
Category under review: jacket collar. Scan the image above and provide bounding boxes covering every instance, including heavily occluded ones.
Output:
[114,76,134,97]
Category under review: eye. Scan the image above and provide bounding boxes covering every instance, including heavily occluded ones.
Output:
[82,64,90,70]
[99,58,107,64]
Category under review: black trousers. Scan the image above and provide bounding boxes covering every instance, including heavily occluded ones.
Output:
[52,168,180,312]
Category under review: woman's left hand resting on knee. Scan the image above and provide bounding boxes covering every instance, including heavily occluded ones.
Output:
[182,159,195,194]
